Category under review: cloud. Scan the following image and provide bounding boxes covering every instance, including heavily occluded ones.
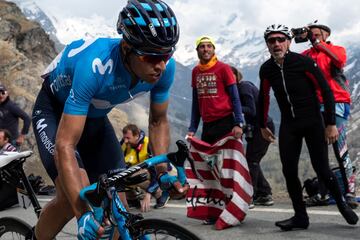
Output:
[33,0,360,48]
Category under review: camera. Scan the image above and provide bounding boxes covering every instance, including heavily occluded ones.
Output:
[291,27,308,43]
[243,124,254,142]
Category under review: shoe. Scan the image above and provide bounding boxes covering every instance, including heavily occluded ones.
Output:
[154,191,170,209]
[345,193,359,209]
[275,216,309,231]
[338,202,359,225]
[254,195,274,206]
[202,218,217,225]
[305,194,329,207]
[249,201,255,209]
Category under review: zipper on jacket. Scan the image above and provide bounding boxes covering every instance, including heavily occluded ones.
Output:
[280,67,295,118]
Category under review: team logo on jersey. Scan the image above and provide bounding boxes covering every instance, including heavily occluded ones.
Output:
[92,58,113,75]
[69,89,76,103]
[68,39,97,58]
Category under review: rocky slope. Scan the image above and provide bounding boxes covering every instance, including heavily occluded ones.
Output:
[0,0,128,183]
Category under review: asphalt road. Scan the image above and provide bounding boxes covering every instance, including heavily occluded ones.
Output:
[1,197,359,240]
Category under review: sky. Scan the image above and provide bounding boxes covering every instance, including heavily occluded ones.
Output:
[32,0,360,47]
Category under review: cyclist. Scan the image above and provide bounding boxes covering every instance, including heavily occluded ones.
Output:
[259,24,358,231]
[301,21,357,208]
[30,0,183,239]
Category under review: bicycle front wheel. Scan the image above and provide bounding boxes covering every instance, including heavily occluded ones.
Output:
[0,217,32,240]
[131,218,201,240]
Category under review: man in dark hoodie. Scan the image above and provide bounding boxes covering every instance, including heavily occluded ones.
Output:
[231,66,275,207]
[0,84,31,148]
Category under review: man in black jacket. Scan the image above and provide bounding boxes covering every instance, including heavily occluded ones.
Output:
[231,66,275,207]
[259,24,358,231]
[0,84,30,148]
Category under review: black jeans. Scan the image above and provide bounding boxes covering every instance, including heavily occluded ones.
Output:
[279,116,345,218]
[246,120,275,198]
[201,114,235,144]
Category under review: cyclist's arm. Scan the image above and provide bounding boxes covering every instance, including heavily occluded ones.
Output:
[148,100,170,173]
[55,113,89,219]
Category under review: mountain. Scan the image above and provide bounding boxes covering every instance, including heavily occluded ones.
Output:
[0,0,128,183]
[7,0,360,185]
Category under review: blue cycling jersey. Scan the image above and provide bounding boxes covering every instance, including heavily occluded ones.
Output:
[42,38,175,117]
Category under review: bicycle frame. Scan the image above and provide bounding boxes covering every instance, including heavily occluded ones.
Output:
[80,140,198,239]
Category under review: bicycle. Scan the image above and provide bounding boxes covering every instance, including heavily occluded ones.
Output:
[0,140,202,240]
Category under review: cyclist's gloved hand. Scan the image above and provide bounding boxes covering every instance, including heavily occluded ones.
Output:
[77,211,104,240]
[159,172,189,200]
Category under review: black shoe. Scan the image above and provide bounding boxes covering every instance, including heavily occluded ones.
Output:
[338,202,359,225]
[275,216,309,231]
[254,195,274,206]
[305,194,329,207]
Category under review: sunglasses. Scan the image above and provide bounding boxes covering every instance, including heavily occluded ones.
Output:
[131,48,174,64]
[266,37,287,44]
[0,90,6,95]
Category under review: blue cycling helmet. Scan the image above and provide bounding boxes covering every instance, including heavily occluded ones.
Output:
[117,0,179,54]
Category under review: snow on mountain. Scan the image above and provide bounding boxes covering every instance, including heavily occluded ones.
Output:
[10,0,360,109]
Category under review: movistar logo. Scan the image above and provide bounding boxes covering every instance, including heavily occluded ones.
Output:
[92,58,113,75]
[36,119,47,132]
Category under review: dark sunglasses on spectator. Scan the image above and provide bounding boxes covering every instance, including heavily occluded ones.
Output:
[0,90,6,95]
[132,48,174,64]
[266,37,287,44]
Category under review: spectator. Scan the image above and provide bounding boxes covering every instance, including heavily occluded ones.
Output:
[120,124,169,211]
[259,24,358,230]
[301,21,357,209]
[0,84,31,149]
[0,128,17,152]
[187,36,244,144]
[0,128,18,211]
[231,66,275,207]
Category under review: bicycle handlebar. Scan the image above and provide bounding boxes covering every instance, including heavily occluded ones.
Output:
[80,140,200,207]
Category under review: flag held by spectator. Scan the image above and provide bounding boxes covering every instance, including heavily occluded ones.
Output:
[185,135,253,230]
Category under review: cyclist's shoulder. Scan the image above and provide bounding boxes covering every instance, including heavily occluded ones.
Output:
[154,58,176,87]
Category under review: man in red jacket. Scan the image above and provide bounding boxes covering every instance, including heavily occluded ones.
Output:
[302,21,357,208]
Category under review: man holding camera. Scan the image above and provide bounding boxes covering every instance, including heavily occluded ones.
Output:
[230,66,275,207]
[297,21,357,208]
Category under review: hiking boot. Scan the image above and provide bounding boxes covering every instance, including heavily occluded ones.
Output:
[275,216,309,231]
[305,194,329,207]
[254,195,274,206]
[345,193,358,209]
[154,191,170,209]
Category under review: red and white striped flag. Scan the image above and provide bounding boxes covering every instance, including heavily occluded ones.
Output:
[185,135,253,230]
